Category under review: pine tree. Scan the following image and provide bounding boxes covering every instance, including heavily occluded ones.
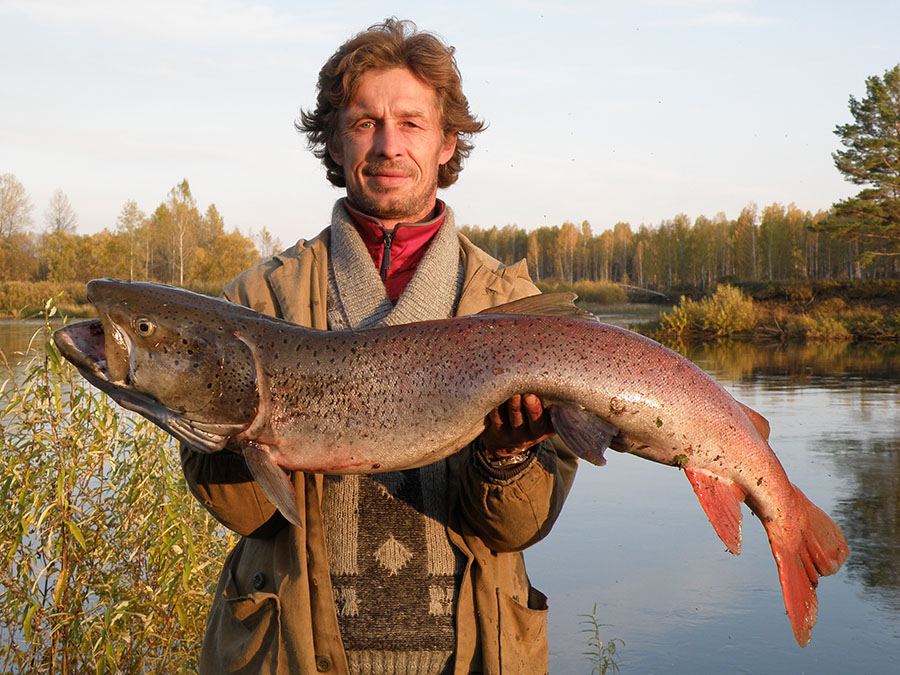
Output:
[815,65,900,262]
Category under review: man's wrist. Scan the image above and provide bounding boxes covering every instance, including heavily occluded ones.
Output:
[472,437,537,481]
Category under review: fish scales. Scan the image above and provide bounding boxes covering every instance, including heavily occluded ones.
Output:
[52,278,848,647]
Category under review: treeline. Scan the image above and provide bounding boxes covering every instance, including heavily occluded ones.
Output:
[460,202,900,292]
[0,176,282,288]
[5,171,900,294]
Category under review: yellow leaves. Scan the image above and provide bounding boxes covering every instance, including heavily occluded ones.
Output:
[0,332,233,671]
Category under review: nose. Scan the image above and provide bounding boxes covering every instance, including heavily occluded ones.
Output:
[373,123,402,158]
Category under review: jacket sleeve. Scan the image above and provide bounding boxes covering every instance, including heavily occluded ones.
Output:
[180,443,284,537]
[176,261,290,538]
[454,438,578,552]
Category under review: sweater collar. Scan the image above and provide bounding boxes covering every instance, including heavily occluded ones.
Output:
[341,198,447,301]
[342,198,446,242]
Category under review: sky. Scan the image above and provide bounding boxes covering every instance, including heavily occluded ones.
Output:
[2,0,899,249]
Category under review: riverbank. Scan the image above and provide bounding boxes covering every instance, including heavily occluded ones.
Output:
[0,280,224,319]
[645,281,900,342]
[4,278,900,342]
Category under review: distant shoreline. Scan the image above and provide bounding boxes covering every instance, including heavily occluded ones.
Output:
[3,279,900,342]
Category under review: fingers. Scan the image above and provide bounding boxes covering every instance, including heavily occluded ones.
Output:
[506,394,524,428]
[521,393,544,426]
[488,404,504,430]
[489,394,546,432]
[481,393,554,458]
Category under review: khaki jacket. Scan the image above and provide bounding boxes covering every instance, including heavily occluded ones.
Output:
[181,224,577,674]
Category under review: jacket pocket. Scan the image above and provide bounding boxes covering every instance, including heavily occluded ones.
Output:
[203,568,282,674]
[497,588,549,675]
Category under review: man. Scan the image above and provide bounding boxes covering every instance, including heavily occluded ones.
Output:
[181,18,577,674]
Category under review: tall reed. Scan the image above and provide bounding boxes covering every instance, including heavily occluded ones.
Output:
[0,305,234,673]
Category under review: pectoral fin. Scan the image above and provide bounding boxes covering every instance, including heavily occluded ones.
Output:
[242,443,303,528]
[549,404,619,466]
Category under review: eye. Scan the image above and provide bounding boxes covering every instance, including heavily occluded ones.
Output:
[133,316,156,337]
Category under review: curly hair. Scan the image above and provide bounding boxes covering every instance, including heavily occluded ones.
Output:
[296,18,485,189]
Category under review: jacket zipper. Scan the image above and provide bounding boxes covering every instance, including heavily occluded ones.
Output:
[379,228,396,281]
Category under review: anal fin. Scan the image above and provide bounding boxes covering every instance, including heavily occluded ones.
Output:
[549,404,618,467]
[242,443,303,528]
[684,468,745,555]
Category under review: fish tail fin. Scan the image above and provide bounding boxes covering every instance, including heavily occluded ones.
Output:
[795,485,849,577]
[683,468,744,554]
[242,443,303,528]
[764,485,849,647]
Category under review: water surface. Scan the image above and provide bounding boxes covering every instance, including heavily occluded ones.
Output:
[528,339,900,673]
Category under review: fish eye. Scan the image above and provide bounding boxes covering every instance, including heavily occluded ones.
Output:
[133,316,156,337]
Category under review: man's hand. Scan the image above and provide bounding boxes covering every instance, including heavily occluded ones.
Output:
[480,394,555,460]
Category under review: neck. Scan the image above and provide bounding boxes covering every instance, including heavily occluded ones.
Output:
[344,198,439,231]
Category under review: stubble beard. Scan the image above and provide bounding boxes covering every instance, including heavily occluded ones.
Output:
[348,165,439,223]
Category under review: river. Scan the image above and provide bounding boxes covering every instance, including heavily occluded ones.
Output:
[528,320,900,673]
[2,317,899,673]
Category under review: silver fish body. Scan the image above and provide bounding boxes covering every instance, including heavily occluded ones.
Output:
[53,278,848,646]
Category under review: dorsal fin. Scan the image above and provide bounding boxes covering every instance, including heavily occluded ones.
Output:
[477,292,599,321]
[739,402,771,440]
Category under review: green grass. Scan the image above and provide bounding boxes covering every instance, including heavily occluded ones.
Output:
[0,306,234,673]
[580,603,624,675]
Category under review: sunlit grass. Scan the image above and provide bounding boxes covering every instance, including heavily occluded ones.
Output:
[654,283,900,343]
[536,279,629,305]
[0,305,234,673]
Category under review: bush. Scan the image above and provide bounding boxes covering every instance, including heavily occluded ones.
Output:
[807,317,852,341]
[0,312,233,673]
[659,284,758,338]
[0,282,91,318]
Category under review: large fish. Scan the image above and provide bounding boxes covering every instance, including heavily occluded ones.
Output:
[53,278,848,646]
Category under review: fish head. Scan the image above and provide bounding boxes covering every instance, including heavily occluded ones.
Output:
[53,278,261,452]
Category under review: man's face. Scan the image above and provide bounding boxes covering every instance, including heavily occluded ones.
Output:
[329,67,457,228]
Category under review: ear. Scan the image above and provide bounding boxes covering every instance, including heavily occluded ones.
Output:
[439,133,457,166]
[327,137,344,167]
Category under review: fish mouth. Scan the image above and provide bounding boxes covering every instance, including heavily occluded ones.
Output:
[53,319,234,453]
[53,319,170,427]
[53,319,115,383]
[53,319,153,410]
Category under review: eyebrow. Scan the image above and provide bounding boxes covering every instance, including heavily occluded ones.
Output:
[343,106,431,124]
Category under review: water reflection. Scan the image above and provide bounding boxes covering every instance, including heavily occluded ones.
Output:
[0,320,52,359]
[675,341,900,612]
[678,339,900,387]
[832,436,900,613]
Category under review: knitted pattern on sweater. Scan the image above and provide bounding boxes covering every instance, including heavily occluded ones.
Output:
[322,201,466,674]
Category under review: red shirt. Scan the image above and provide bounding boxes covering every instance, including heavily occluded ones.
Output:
[344,200,447,302]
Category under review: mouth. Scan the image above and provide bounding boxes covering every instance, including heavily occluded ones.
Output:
[53,320,146,411]
[363,164,413,188]
[53,320,111,382]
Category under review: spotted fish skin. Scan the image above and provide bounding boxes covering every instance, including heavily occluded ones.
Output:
[52,278,848,647]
